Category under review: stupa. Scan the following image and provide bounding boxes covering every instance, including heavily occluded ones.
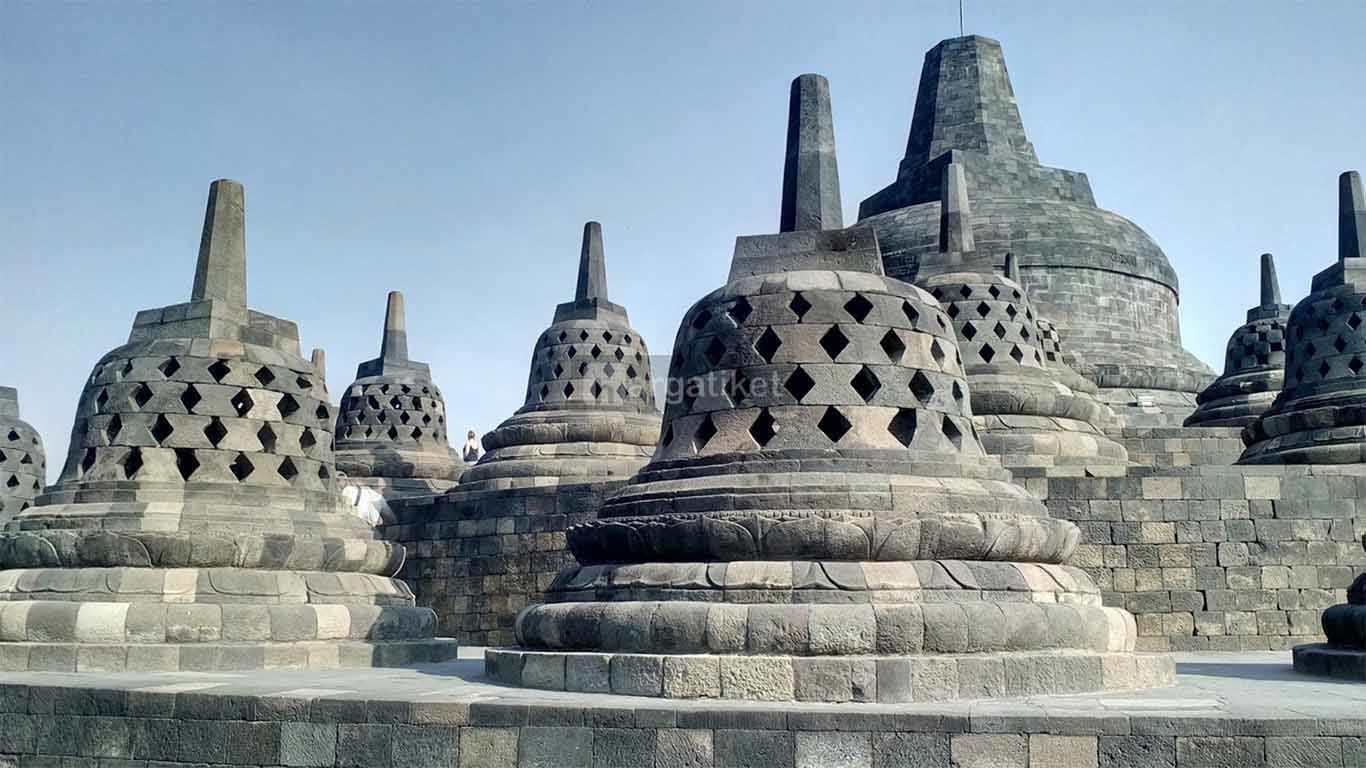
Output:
[0,179,456,671]
[1185,254,1292,427]
[488,74,1168,703]
[0,388,45,521]
[858,35,1213,422]
[1242,172,1366,463]
[459,222,659,490]
[918,163,1127,470]
[333,291,463,497]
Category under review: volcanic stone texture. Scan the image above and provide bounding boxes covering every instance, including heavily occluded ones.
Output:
[0,388,45,523]
[857,36,1213,422]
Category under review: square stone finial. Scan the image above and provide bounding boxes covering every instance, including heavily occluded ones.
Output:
[939,162,976,263]
[1260,252,1281,306]
[311,348,327,381]
[0,386,17,419]
[380,291,409,363]
[1341,171,1365,263]
[190,179,247,307]
[1003,252,1019,283]
[780,74,843,233]
[576,221,609,302]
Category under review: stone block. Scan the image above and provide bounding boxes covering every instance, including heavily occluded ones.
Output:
[795,732,871,768]
[1099,735,1175,768]
[1264,737,1343,767]
[458,727,517,768]
[1031,735,1097,768]
[610,655,663,697]
[390,725,458,768]
[337,724,391,768]
[714,730,794,768]
[565,654,611,693]
[950,734,1027,767]
[593,728,656,768]
[519,726,592,768]
[656,729,712,768]
[720,656,794,701]
[1176,737,1265,767]
[871,733,950,767]
[662,656,721,698]
[280,723,336,768]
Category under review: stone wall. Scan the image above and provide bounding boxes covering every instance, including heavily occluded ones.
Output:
[1111,426,1246,468]
[381,481,622,646]
[1024,464,1366,651]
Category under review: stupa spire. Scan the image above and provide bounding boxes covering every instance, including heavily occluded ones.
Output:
[190,179,247,307]
[1341,171,1365,263]
[939,162,975,262]
[1004,252,1019,282]
[780,73,842,232]
[0,386,17,419]
[575,221,608,302]
[1260,253,1281,306]
[311,348,327,381]
[380,291,409,363]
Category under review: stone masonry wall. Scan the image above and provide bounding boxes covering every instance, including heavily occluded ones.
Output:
[381,481,622,646]
[1024,465,1366,651]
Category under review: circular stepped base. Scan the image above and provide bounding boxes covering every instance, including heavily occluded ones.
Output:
[0,638,459,672]
[485,648,1173,703]
[1292,644,1366,681]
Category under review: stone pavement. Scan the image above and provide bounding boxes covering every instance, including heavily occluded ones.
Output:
[0,650,1362,767]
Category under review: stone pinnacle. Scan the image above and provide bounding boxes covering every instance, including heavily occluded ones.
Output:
[575,221,608,302]
[1004,252,1019,282]
[380,291,409,363]
[191,179,247,307]
[1260,253,1281,306]
[0,386,17,419]
[311,348,327,381]
[1341,171,1365,263]
[939,162,975,262]
[780,74,843,233]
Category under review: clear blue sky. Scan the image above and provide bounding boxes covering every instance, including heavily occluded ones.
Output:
[2,1,1362,481]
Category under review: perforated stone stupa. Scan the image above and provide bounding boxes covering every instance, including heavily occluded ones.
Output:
[334,291,462,497]
[1242,172,1366,464]
[858,35,1213,423]
[459,222,659,490]
[0,179,456,671]
[0,388,45,521]
[487,74,1169,703]
[1185,254,1292,428]
[919,163,1126,471]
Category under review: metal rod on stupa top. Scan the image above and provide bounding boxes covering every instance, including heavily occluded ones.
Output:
[780,74,843,233]
[1341,171,1365,263]
[380,291,409,363]
[191,179,247,307]
[1260,252,1281,306]
[576,221,608,302]
[939,162,975,263]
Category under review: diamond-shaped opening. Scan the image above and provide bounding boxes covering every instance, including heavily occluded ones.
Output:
[817,406,852,443]
[661,423,674,448]
[942,416,964,450]
[1320,361,1332,378]
[728,297,753,325]
[888,408,917,447]
[724,370,751,406]
[682,380,699,413]
[105,414,123,443]
[300,428,317,450]
[553,363,566,378]
[131,383,154,410]
[1020,326,1031,341]
[879,329,906,362]
[614,348,626,362]
[789,292,812,321]
[254,367,276,387]
[400,411,411,424]
[902,301,920,327]
[993,322,1008,339]
[296,376,312,390]
[179,384,203,414]
[979,344,996,363]
[755,327,783,363]
[96,388,109,411]
[257,424,277,453]
[694,414,718,451]
[278,394,300,418]
[380,384,391,394]
[563,382,575,398]
[1305,341,1317,358]
[617,383,630,400]
[120,359,135,379]
[1352,357,1365,375]
[579,330,590,342]
[692,310,713,330]
[604,362,616,378]
[1351,314,1363,330]
[1009,345,1025,364]
[422,413,432,425]
[749,408,778,447]
[277,457,298,483]
[930,340,946,365]
[121,447,143,479]
[946,303,960,319]
[819,326,850,359]
[850,366,881,403]
[962,322,978,341]
[952,381,964,402]
[367,395,381,410]
[958,285,973,299]
[377,410,388,424]
[558,331,568,343]
[909,370,935,403]
[626,365,638,379]
[208,359,231,383]
[603,331,614,343]
[80,448,96,476]
[388,425,400,440]
[5,475,17,488]
[231,389,254,417]
[975,301,991,318]
[158,358,181,378]
[1005,304,1018,320]
[364,426,374,438]
[567,346,578,359]
[389,395,403,409]
[1333,298,1346,313]
[1336,336,1349,353]
[315,404,329,421]
[411,427,423,439]
[591,381,604,399]
[204,417,228,448]
[151,415,174,445]
[988,284,1001,299]
[539,384,550,401]
[318,465,331,481]
[844,294,874,323]
[624,333,633,344]
[175,448,199,481]
[784,367,816,402]
[591,345,602,359]
[704,337,727,365]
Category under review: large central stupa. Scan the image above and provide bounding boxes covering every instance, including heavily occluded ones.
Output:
[858,36,1213,422]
